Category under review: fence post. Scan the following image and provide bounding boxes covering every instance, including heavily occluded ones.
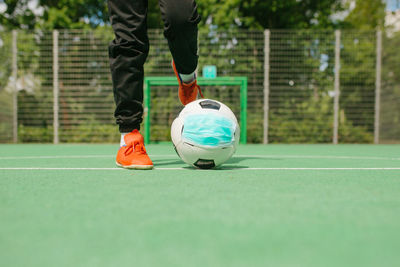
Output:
[333,30,341,144]
[263,29,270,144]
[374,30,382,144]
[12,30,18,143]
[53,30,59,144]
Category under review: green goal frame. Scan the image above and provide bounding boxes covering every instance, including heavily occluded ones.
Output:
[144,76,248,144]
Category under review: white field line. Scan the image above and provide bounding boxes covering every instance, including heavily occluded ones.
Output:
[0,167,400,171]
[0,154,399,161]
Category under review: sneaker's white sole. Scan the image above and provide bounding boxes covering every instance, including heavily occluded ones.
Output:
[116,161,154,170]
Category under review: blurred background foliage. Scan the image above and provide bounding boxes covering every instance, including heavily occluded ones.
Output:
[0,0,387,30]
[0,0,399,143]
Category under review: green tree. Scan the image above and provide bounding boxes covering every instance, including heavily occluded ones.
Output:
[40,0,164,29]
[381,31,400,142]
[197,0,345,29]
[0,0,165,30]
[0,0,39,29]
[39,0,108,29]
[343,0,386,30]
[337,0,386,140]
[0,0,108,29]
[1,0,350,30]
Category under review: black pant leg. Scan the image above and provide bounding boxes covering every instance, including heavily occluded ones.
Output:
[108,0,149,132]
[159,0,201,74]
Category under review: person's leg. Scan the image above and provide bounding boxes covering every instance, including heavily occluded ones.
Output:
[159,0,203,105]
[108,0,149,132]
[108,0,153,169]
[159,0,201,75]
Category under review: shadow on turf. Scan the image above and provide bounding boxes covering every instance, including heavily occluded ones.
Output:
[181,165,250,170]
[152,159,185,166]
[180,156,265,170]
[193,156,281,170]
[152,159,249,169]
[153,156,278,169]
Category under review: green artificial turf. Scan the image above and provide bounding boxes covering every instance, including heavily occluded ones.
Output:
[0,144,400,267]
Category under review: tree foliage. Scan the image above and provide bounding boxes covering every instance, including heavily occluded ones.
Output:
[0,0,39,29]
[0,0,357,30]
[0,0,108,29]
[197,0,345,29]
[40,0,108,29]
[343,0,386,30]
[0,0,388,31]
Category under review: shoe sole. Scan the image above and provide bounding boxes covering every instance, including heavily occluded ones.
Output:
[116,161,154,170]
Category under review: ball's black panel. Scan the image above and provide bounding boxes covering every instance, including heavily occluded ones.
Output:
[199,100,221,110]
[194,159,216,169]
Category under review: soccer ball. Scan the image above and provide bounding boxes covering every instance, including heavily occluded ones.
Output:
[171,99,240,169]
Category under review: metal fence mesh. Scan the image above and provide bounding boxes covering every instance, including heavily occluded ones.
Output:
[340,30,376,143]
[16,31,53,142]
[0,28,399,144]
[0,31,13,142]
[57,29,116,143]
[269,30,335,143]
[381,33,400,143]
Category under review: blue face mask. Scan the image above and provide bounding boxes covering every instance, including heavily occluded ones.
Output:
[182,113,236,147]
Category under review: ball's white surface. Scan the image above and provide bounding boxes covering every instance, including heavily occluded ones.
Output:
[171,99,240,169]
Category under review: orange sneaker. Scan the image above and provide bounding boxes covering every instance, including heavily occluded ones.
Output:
[116,129,153,170]
[172,61,203,105]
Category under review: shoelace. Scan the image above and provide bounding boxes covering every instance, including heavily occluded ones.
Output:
[124,141,146,156]
[197,84,204,98]
[183,81,204,98]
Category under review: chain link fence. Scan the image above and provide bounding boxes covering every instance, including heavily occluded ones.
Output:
[0,28,399,144]
[381,32,400,143]
[16,31,53,142]
[268,30,337,143]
